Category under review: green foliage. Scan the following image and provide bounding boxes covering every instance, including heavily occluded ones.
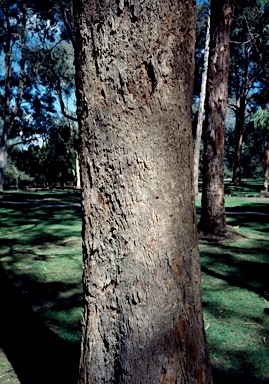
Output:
[253,107,269,130]
[194,0,269,180]
[238,110,269,178]
[0,0,77,189]
[6,119,79,188]
[5,156,33,189]
[39,122,78,187]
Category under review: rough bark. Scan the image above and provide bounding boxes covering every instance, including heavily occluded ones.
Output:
[74,0,212,383]
[198,1,234,237]
[0,2,27,192]
[194,9,210,196]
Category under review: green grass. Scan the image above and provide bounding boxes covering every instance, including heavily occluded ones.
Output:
[0,188,81,205]
[196,192,269,383]
[0,187,269,383]
[198,178,267,197]
[201,247,269,384]
[0,192,82,384]
[224,178,265,196]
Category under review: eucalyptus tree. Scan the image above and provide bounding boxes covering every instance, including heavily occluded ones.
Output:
[228,0,269,185]
[198,1,234,236]
[0,0,77,191]
[252,108,269,194]
[74,0,213,382]
[0,0,27,191]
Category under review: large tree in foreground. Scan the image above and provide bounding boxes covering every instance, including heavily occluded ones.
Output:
[74,0,212,383]
[198,1,234,237]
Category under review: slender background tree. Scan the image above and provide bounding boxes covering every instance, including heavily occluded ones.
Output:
[193,2,210,196]
[198,1,234,237]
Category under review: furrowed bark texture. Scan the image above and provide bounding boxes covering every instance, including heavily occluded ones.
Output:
[199,1,234,236]
[74,0,212,383]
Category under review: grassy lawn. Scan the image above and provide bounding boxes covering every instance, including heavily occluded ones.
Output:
[0,182,268,383]
[0,192,82,384]
[198,212,269,383]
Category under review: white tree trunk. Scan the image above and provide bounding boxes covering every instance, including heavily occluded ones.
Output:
[75,150,81,188]
[193,8,210,196]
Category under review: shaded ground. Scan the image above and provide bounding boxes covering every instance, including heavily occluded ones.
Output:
[0,197,82,384]
[0,266,81,384]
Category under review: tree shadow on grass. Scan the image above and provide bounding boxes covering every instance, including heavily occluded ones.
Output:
[210,350,269,384]
[0,264,82,384]
[0,202,83,383]
[202,294,269,384]
[199,211,269,383]
[200,242,269,299]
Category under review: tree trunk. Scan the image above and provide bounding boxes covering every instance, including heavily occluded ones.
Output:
[194,8,210,196]
[75,150,81,188]
[0,145,8,193]
[74,0,212,383]
[231,41,251,187]
[231,97,245,186]
[0,2,27,191]
[264,129,269,195]
[198,1,234,237]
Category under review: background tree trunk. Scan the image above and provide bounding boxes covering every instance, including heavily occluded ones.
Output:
[230,41,252,186]
[194,8,210,196]
[231,97,246,185]
[264,130,269,195]
[75,151,81,188]
[198,1,234,237]
[0,2,27,191]
[74,0,212,383]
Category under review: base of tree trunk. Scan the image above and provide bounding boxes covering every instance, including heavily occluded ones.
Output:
[198,219,228,238]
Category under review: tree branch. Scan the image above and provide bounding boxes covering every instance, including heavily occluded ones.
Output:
[54,76,77,122]
[9,136,41,149]
[58,0,76,51]
[243,13,269,83]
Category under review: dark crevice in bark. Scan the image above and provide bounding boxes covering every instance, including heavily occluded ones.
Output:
[145,62,157,96]
[130,5,138,23]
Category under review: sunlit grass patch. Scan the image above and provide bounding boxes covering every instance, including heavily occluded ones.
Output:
[200,202,269,383]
